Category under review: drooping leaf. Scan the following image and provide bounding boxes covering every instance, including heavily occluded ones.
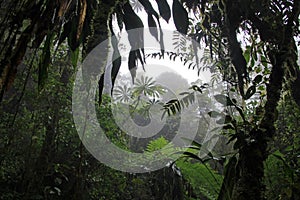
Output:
[57,20,71,47]
[123,3,144,30]
[123,3,145,83]
[172,0,189,34]
[68,15,80,51]
[123,2,144,49]
[109,17,122,93]
[138,0,160,19]
[77,0,87,41]
[148,14,158,40]
[129,50,137,71]
[139,0,161,41]
[155,0,171,23]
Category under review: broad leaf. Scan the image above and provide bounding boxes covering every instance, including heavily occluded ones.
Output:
[245,85,256,100]
[253,74,263,85]
[123,3,144,30]
[172,0,189,35]
[155,0,171,23]
[172,0,189,34]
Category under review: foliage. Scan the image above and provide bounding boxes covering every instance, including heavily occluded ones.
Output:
[1,0,300,200]
[264,95,300,200]
[176,159,223,200]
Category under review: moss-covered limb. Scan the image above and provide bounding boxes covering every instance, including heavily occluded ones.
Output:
[229,47,286,199]
[216,1,300,199]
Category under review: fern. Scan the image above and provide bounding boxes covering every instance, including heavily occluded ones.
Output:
[146,136,169,152]
[162,83,209,117]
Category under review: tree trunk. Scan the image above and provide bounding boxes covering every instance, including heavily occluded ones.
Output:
[219,1,300,199]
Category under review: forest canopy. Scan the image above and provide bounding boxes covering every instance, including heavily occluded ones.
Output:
[0,0,300,200]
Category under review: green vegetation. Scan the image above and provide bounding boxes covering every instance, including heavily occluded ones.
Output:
[1,0,300,200]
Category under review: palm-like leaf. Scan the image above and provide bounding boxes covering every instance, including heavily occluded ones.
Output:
[132,76,165,99]
[113,85,132,103]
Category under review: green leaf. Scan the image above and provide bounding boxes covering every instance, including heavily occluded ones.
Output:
[261,56,268,67]
[70,47,79,69]
[250,58,255,68]
[258,85,265,91]
[146,136,169,152]
[272,150,285,162]
[245,85,256,100]
[243,47,250,63]
[172,0,189,34]
[253,75,263,85]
